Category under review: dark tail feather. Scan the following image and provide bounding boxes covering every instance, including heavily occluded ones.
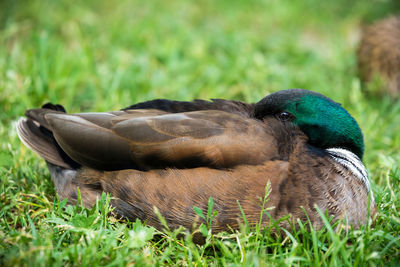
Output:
[25,103,65,130]
[17,103,79,169]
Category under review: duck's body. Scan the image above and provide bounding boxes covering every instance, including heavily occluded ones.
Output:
[17,89,376,232]
[357,16,400,97]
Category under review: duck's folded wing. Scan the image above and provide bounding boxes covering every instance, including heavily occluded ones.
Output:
[44,110,279,170]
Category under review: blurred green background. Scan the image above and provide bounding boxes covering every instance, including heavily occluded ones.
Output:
[1,0,399,114]
[1,0,400,265]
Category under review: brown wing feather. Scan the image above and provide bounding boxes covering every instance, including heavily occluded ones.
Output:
[44,113,135,170]
[43,110,279,170]
[113,111,279,169]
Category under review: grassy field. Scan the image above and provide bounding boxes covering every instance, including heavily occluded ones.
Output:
[1,0,400,265]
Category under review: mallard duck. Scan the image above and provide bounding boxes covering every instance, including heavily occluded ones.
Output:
[357,15,400,97]
[17,89,376,232]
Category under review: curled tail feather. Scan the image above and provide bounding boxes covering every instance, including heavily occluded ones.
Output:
[16,103,79,169]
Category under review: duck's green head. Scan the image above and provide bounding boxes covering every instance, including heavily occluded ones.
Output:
[254,89,364,159]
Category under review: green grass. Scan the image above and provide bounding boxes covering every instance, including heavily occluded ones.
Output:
[1,0,400,265]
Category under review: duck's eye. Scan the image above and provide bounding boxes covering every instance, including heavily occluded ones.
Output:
[277,111,294,121]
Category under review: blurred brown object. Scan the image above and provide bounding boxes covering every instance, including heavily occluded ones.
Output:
[357,15,400,96]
